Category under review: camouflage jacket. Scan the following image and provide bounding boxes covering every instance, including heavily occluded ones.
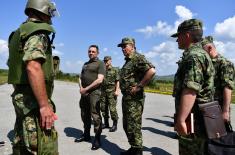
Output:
[120,51,155,95]
[102,66,120,93]
[173,43,215,104]
[212,54,235,102]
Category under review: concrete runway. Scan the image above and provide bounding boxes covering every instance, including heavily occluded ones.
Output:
[0,81,235,155]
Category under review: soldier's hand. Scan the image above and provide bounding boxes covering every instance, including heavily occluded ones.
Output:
[222,111,230,122]
[40,105,58,130]
[80,87,88,96]
[114,90,119,96]
[130,86,141,95]
[175,121,188,136]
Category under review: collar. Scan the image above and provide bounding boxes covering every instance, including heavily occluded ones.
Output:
[125,50,136,60]
[89,57,99,62]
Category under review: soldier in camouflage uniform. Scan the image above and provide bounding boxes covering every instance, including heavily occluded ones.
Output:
[7,0,59,154]
[201,36,235,123]
[74,45,105,150]
[53,56,60,76]
[100,56,120,132]
[118,37,156,155]
[171,19,215,155]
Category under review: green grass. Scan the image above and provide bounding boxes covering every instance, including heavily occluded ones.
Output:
[0,69,8,85]
[146,82,235,104]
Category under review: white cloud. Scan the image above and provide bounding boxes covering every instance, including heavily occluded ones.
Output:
[55,43,64,47]
[145,41,178,58]
[0,39,8,55]
[0,39,8,69]
[136,5,194,37]
[52,49,63,56]
[62,60,84,73]
[103,48,108,52]
[214,16,235,40]
[175,5,193,21]
[214,40,235,59]
[143,41,181,75]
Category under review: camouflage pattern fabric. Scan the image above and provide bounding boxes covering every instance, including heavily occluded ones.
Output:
[11,32,58,155]
[100,66,119,120]
[173,43,215,155]
[22,34,48,62]
[179,135,207,155]
[120,51,154,148]
[212,54,235,104]
[12,92,58,155]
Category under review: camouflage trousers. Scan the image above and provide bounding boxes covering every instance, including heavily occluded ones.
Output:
[100,92,118,121]
[122,95,144,148]
[12,92,58,155]
[179,135,208,155]
[79,89,102,133]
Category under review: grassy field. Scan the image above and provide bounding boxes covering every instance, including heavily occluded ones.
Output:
[1,69,235,103]
[0,69,8,85]
[145,82,235,104]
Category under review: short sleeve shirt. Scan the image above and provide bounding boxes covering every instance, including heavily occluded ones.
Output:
[119,51,155,93]
[212,54,235,101]
[173,43,215,103]
[23,34,48,62]
[81,58,105,88]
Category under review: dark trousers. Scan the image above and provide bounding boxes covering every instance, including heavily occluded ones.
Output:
[79,90,102,133]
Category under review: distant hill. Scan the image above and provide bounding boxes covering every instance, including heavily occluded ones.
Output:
[155,74,174,82]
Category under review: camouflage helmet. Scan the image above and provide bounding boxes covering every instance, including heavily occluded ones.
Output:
[25,0,59,17]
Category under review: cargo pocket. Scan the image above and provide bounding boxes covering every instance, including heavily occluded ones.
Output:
[22,116,38,153]
[38,126,59,155]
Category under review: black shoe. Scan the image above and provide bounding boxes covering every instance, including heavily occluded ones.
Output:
[102,123,110,129]
[120,147,133,155]
[134,148,143,155]
[102,118,110,129]
[109,120,117,132]
[120,147,143,155]
[74,134,91,143]
[91,133,101,150]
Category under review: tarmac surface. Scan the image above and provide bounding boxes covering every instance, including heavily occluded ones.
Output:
[0,81,235,155]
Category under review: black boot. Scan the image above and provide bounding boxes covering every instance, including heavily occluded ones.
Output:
[102,118,110,129]
[120,147,143,155]
[120,147,134,155]
[91,133,101,150]
[134,148,143,155]
[74,131,91,143]
[109,120,117,132]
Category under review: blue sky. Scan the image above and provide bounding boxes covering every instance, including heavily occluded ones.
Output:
[1,0,235,75]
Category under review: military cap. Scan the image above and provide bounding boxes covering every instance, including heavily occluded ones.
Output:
[103,56,111,61]
[201,36,214,47]
[117,37,135,47]
[171,19,203,38]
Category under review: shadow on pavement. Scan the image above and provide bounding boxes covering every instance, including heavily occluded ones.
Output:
[7,130,14,142]
[144,146,172,155]
[146,118,174,127]
[64,127,83,139]
[142,127,177,139]
[163,115,174,119]
[100,135,125,155]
